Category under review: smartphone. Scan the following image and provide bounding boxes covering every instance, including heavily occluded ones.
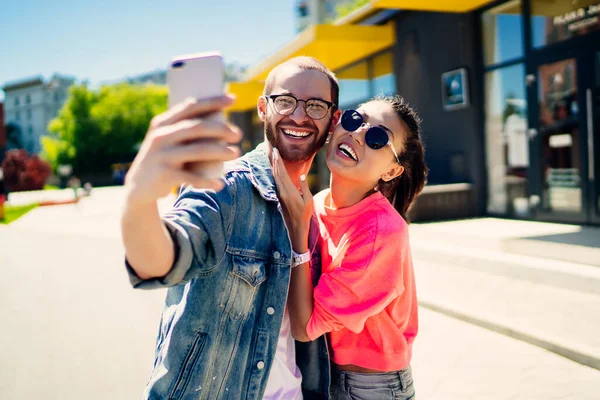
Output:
[167,52,226,179]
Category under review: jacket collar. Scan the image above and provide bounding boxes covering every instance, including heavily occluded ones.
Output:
[226,142,278,202]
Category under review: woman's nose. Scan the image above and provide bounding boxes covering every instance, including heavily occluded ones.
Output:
[348,129,365,145]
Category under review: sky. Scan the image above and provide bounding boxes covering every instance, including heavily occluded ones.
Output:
[0,0,299,99]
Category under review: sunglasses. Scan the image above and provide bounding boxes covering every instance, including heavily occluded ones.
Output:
[340,109,400,164]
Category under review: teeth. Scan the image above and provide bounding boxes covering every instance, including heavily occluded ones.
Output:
[339,143,357,161]
[283,129,311,138]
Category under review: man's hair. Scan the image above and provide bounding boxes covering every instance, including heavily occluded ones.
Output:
[263,56,339,107]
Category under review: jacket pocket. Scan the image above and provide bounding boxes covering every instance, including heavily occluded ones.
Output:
[232,254,267,287]
[226,254,268,319]
[168,331,208,400]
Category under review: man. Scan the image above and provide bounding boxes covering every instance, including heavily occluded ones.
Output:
[122,56,341,399]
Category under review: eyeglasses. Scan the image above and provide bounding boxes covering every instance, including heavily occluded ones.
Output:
[340,109,400,164]
[266,94,336,120]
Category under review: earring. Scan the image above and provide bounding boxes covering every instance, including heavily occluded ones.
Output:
[325,132,332,144]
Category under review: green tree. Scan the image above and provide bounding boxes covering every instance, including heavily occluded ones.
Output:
[42,83,167,175]
[335,0,371,19]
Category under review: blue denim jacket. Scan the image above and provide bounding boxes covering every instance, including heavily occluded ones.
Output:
[127,144,330,400]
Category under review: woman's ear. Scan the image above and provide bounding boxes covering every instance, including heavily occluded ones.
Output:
[257,96,267,122]
[329,108,342,133]
[382,164,404,182]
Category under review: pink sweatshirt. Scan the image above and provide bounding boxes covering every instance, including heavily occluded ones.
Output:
[306,190,418,372]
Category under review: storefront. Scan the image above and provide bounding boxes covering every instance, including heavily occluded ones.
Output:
[228,0,600,225]
[481,0,599,224]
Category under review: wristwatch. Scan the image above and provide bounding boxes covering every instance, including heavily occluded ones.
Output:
[291,250,311,268]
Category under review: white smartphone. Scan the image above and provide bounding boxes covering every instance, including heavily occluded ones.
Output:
[167,52,226,179]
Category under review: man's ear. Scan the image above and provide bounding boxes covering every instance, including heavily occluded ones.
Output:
[382,164,405,182]
[257,96,267,122]
[329,108,342,132]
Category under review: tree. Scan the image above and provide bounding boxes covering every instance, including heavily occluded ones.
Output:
[1,149,51,191]
[42,83,167,175]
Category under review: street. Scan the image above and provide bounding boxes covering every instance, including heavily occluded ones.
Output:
[1,187,599,399]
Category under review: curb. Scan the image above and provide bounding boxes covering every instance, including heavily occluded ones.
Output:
[38,198,81,207]
[419,300,600,371]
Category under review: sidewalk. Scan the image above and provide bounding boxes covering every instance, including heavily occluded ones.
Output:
[413,308,600,399]
[409,218,600,371]
[6,188,84,207]
[410,217,600,266]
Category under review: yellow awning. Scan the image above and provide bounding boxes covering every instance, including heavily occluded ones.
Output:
[336,0,496,22]
[244,23,395,83]
[372,0,495,12]
[226,81,264,112]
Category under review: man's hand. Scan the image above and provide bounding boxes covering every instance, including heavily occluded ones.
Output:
[125,95,242,206]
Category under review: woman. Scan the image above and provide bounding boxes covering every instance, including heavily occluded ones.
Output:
[272,95,427,399]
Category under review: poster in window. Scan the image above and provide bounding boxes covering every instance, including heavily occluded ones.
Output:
[442,68,469,110]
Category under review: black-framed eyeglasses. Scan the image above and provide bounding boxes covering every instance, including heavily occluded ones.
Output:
[341,109,401,164]
[266,94,336,120]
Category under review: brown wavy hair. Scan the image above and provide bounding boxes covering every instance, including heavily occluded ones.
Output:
[362,95,428,223]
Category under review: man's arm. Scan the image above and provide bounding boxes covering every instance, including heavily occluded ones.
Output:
[120,96,241,281]
[121,197,174,280]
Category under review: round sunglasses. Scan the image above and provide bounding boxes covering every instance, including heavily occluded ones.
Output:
[340,109,400,164]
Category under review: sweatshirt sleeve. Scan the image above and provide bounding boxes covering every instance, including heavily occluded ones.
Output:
[306,217,408,340]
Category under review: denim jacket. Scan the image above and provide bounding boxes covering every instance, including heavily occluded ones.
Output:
[126,144,331,400]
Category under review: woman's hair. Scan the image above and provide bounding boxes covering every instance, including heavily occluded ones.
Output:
[362,95,428,223]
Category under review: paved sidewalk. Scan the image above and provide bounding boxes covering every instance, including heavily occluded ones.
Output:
[413,308,600,399]
[410,217,600,266]
[409,218,600,371]
[5,187,84,206]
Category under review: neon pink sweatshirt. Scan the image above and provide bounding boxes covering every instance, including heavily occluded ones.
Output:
[306,190,418,371]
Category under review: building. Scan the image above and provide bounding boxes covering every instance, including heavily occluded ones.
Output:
[2,74,75,155]
[228,0,600,226]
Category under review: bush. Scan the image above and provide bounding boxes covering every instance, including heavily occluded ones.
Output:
[1,149,52,192]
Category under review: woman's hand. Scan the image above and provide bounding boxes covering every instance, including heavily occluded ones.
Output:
[272,147,313,252]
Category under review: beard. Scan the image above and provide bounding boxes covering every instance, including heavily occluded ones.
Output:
[265,115,331,164]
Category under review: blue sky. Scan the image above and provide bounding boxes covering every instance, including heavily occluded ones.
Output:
[0,0,298,98]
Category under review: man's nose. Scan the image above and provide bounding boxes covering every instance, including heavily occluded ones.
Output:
[289,101,310,122]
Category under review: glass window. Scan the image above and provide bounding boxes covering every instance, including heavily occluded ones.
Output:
[484,64,530,216]
[14,97,20,106]
[27,110,32,120]
[372,52,397,97]
[337,60,370,109]
[531,0,600,48]
[537,58,583,213]
[26,95,31,104]
[482,0,523,66]
[16,111,21,121]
